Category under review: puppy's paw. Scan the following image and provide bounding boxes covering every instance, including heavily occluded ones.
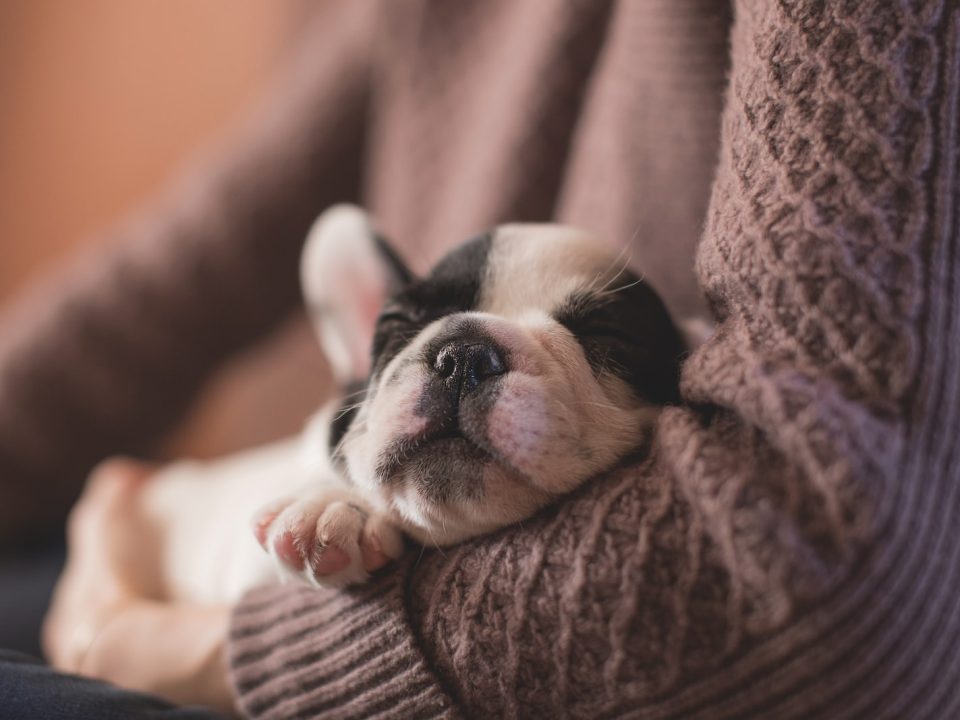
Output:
[251,493,404,588]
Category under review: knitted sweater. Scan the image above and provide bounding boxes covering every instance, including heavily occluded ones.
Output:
[2,1,959,718]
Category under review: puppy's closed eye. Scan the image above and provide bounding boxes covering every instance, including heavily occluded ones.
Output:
[376,308,418,327]
[372,309,424,367]
[555,287,682,405]
[556,292,632,345]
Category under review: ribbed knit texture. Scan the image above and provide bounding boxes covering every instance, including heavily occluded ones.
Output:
[230,577,455,719]
[2,0,959,717]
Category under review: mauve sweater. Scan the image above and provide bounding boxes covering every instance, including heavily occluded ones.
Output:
[1,1,959,718]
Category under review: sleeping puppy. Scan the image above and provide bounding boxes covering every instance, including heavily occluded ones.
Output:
[133,205,685,603]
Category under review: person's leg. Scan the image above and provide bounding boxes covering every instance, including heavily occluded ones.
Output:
[0,651,225,720]
[0,540,226,717]
[0,541,64,657]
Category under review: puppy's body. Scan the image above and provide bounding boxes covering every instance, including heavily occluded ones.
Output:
[139,207,686,603]
[136,438,309,602]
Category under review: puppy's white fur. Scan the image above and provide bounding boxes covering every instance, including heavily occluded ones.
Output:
[133,206,675,603]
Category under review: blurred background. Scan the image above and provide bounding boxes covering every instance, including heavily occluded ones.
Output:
[0,0,331,459]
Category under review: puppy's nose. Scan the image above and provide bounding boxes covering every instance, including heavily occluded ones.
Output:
[433,341,507,393]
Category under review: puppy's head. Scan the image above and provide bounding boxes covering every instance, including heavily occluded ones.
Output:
[303,205,684,545]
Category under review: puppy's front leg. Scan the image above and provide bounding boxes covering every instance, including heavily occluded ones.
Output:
[252,490,405,588]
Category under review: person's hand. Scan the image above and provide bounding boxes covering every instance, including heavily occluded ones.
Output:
[42,458,237,716]
[43,458,148,672]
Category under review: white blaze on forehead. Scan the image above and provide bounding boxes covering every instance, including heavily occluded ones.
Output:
[480,224,627,316]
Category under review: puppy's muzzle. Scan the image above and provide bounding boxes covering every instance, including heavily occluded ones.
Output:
[375,335,506,489]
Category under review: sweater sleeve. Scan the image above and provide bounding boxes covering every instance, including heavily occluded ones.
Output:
[0,3,375,547]
[228,2,960,718]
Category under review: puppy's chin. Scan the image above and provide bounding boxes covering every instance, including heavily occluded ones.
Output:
[379,432,489,504]
[385,457,553,546]
[370,430,511,545]
[363,383,642,546]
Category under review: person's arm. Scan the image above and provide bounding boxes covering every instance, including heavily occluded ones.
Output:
[227,2,960,717]
[0,1,375,547]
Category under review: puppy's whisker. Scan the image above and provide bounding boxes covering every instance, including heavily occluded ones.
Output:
[573,400,627,411]
[549,395,603,424]
[601,276,645,296]
[595,244,632,290]
[433,533,448,559]
[606,242,631,278]
[425,524,444,552]
[339,387,369,400]
[627,216,644,248]
[332,401,365,421]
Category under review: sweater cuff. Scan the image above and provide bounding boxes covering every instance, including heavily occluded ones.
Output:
[227,570,458,719]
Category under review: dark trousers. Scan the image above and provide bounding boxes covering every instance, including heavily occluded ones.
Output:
[0,652,224,719]
[0,547,223,719]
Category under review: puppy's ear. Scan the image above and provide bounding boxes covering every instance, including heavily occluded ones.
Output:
[301,205,412,384]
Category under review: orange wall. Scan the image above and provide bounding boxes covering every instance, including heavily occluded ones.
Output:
[0,0,331,458]
[0,0,304,301]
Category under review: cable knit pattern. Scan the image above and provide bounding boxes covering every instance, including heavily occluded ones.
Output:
[1,0,958,717]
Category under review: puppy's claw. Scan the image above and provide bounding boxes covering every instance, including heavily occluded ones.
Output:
[271,531,305,571]
[359,536,389,572]
[308,544,351,576]
[252,498,292,548]
[360,515,405,572]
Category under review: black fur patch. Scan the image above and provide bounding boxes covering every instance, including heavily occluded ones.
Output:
[555,271,685,405]
[404,231,492,314]
[369,232,493,377]
[327,380,367,464]
[373,232,414,287]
